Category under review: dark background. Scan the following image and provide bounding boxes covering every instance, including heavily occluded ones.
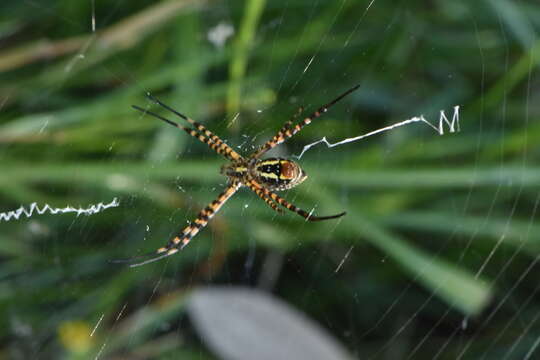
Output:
[1,0,539,359]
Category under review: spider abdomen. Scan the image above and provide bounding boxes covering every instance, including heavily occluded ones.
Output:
[252,158,307,191]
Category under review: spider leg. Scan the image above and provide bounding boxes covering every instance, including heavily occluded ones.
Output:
[115,182,241,267]
[110,251,175,267]
[244,180,284,214]
[132,105,242,162]
[272,105,305,140]
[145,94,242,161]
[253,84,360,158]
[247,179,346,221]
[251,106,304,159]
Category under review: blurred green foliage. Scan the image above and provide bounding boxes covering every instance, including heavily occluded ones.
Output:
[1,0,539,358]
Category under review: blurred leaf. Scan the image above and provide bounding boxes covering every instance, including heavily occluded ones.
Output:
[227,0,267,122]
[188,286,352,360]
[383,211,540,256]
[486,0,535,49]
[0,0,207,73]
[349,214,492,315]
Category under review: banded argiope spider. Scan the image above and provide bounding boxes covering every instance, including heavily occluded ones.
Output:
[123,84,360,267]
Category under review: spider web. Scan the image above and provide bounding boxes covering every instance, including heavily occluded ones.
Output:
[0,198,119,222]
[1,0,539,359]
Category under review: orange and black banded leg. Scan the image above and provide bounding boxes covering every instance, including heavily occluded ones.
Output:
[132,105,242,162]
[244,180,283,214]
[116,182,241,267]
[247,179,346,221]
[252,106,304,158]
[145,94,242,161]
[254,84,361,158]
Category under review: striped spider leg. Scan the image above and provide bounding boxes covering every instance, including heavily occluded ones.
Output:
[245,178,346,221]
[133,93,243,162]
[118,85,359,266]
[118,182,241,267]
[252,83,360,159]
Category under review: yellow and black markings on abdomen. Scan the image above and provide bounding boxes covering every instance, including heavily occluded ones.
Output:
[255,158,298,188]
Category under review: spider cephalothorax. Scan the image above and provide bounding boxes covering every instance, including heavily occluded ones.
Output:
[121,84,360,266]
[221,157,307,191]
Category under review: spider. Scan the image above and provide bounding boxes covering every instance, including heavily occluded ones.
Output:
[121,84,360,267]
